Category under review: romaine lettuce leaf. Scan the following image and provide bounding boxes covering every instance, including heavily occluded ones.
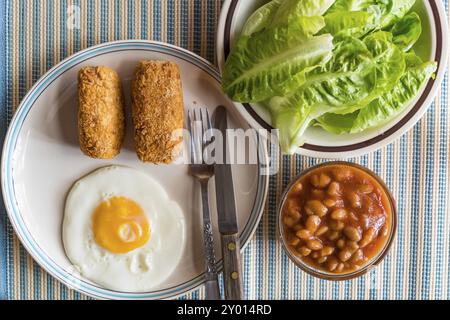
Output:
[321,31,405,115]
[266,36,376,153]
[327,0,392,13]
[271,0,336,27]
[326,0,415,34]
[223,0,339,102]
[380,0,416,27]
[324,9,379,37]
[222,24,333,102]
[390,12,422,51]
[241,0,282,36]
[350,59,436,133]
[314,112,358,134]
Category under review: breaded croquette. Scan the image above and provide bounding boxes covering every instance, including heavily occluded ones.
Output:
[78,66,125,159]
[131,60,184,164]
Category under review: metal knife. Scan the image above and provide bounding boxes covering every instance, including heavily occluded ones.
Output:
[214,106,243,300]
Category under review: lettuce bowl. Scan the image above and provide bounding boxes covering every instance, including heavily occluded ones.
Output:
[217,0,448,158]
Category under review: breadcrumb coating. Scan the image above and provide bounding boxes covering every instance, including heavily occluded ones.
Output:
[131,60,184,164]
[78,66,125,159]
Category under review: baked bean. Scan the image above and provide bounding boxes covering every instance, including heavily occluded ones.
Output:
[317,256,328,264]
[332,168,353,182]
[359,227,376,248]
[381,224,389,237]
[331,208,347,220]
[328,230,340,241]
[311,189,325,198]
[315,225,329,236]
[311,175,320,187]
[287,208,301,221]
[359,183,373,194]
[338,249,352,262]
[291,182,303,194]
[336,263,345,273]
[304,200,328,217]
[293,224,303,232]
[305,215,321,233]
[307,239,323,251]
[283,216,296,228]
[360,214,370,230]
[288,235,300,246]
[346,241,359,253]
[311,173,331,189]
[350,249,364,264]
[349,211,359,221]
[327,257,339,272]
[344,226,362,242]
[329,220,345,231]
[336,238,346,249]
[327,182,341,196]
[323,198,336,208]
[296,229,312,240]
[284,198,298,212]
[311,251,320,259]
[321,246,335,257]
[348,192,361,208]
[298,246,311,256]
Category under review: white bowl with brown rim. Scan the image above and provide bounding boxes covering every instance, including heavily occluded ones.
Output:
[216,0,449,158]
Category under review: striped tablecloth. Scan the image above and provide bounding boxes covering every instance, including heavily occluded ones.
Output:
[0,0,449,300]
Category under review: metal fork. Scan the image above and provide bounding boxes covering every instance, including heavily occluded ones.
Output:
[187,108,221,300]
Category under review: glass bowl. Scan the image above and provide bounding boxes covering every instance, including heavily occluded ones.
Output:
[278,161,397,281]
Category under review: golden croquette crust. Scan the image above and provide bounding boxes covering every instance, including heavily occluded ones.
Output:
[78,66,125,159]
[131,60,184,164]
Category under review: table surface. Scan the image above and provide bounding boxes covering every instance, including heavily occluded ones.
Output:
[0,0,449,300]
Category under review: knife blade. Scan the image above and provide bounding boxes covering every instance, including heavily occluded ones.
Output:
[214,105,243,300]
[214,106,238,235]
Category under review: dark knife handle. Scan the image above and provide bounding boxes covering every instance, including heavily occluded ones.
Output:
[221,233,243,300]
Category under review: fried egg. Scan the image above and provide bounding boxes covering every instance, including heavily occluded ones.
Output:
[63,165,186,292]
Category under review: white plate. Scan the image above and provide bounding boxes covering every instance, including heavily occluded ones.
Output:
[1,41,269,299]
[217,0,449,158]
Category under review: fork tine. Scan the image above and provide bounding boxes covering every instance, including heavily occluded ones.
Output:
[205,109,212,143]
[195,108,203,164]
[197,108,204,148]
[187,109,196,164]
[194,108,202,164]
[199,108,206,145]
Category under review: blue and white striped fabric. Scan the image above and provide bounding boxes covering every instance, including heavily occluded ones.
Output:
[0,0,449,300]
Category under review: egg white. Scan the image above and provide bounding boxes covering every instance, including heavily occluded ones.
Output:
[63,165,186,292]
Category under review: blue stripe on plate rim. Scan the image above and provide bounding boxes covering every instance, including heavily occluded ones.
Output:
[1,40,269,300]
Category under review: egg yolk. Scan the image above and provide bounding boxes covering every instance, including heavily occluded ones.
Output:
[92,196,150,254]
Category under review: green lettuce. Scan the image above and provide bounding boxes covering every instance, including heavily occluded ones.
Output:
[266,36,376,153]
[270,0,336,27]
[350,57,436,132]
[315,54,436,134]
[222,0,335,102]
[327,0,392,13]
[314,112,357,134]
[332,31,406,114]
[324,9,380,37]
[390,12,422,51]
[241,0,282,36]
[380,0,416,27]
[222,28,333,102]
[222,0,435,154]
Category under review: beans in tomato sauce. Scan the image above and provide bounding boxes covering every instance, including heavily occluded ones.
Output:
[282,164,392,274]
